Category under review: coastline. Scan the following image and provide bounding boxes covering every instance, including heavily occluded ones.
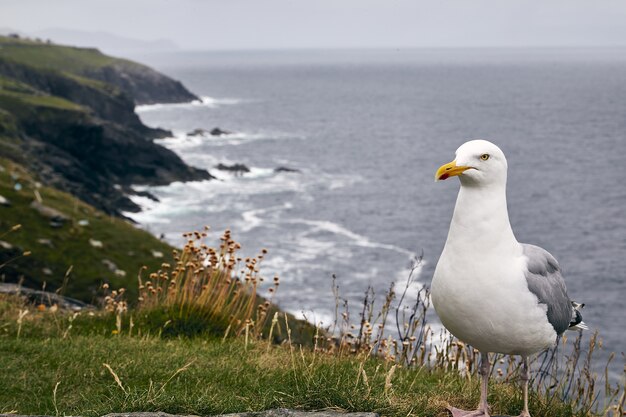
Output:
[0,35,213,215]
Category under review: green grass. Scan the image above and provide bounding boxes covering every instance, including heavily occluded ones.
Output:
[0,296,585,417]
[0,35,146,101]
[0,75,87,132]
[0,36,139,73]
[0,75,38,94]
[0,311,578,417]
[0,158,174,302]
[0,87,85,112]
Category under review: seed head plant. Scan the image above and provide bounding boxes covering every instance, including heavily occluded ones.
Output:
[135,228,278,338]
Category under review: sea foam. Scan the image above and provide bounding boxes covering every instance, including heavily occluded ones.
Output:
[135,96,244,112]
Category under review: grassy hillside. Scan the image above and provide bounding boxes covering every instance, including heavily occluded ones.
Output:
[0,295,585,417]
[0,35,197,104]
[0,75,84,111]
[0,35,211,215]
[0,36,128,72]
[0,158,173,302]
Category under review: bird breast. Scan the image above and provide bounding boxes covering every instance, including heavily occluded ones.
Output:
[432,247,557,355]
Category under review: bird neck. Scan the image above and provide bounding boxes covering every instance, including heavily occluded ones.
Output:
[447,182,518,254]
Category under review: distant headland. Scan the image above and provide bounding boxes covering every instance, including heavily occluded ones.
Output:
[0,34,212,216]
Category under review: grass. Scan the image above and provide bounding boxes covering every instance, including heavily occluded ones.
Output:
[134,229,277,337]
[0,302,580,417]
[0,35,151,117]
[0,74,86,115]
[0,252,623,417]
[0,158,173,302]
[0,35,142,74]
[0,85,85,112]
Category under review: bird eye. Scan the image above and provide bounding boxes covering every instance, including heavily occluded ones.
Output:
[480,154,490,161]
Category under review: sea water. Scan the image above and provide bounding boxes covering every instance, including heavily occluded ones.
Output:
[131,48,626,373]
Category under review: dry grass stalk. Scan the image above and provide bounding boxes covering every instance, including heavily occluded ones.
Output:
[135,228,277,337]
[157,359,196,395]
[384,364,397,396]
[52,381,61,416]
[316,255,624,416]
[16,309,28,339]
[103,363,127,394]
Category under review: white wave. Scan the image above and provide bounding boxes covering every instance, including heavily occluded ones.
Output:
[289,218,415,257]
[239,202,294,232]
[245,167,275,179]
[292,236,341,262]
[200,132,305,147]
[126,194,160,211]
[290,309,335,327]
[155,133,204,149]
[200,96,246,106]
[122,208,172,225]
[154,131,304,151]
[121,179,218,222]
[135,96,244,112]
[196,172,302,197]
[212,166,276,181]
[328,175,361,190]
[240,209,265,232]
[393,261,427,303]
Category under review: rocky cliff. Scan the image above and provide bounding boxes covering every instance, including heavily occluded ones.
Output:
[0,36,210,215]
[84,61,198,105]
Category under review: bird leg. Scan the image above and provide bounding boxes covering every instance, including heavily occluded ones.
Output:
[518,356,531,417]
[447,351,491,417]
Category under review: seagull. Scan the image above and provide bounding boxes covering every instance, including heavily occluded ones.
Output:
[431,140,586,417]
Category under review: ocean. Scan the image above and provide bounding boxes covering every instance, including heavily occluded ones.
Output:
[131,48,626,371]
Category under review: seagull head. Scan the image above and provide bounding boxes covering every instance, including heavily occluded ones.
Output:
[435,139,508,187]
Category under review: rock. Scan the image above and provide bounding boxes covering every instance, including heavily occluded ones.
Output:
[133,190,160,202]
[102,259,118,272]
[0,194,10,206]
[89,239,103,248]
[210,127,232,136]
[222,409,379,417]
[0,283,94,311]
[1,410,380,417]
[30,201,69,223]
[274,166,301,173]
[151,250,164,258]
[0,56,212,217]
[103,413,199,417]
[187,127,233,137]
[99,410,379,417]
[216,163,250,173]
[187,128,208,137]
[37,238,54,247]
[85,61,199,106]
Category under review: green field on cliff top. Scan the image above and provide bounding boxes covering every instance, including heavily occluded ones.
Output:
[0,158,173,301]
[0,297,581,417]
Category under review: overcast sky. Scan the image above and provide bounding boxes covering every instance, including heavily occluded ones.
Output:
[3,0,626,50]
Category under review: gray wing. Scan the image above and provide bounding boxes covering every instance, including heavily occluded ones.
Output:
[522,244,573,336]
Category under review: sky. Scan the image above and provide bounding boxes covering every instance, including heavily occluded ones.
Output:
[3,0,626,50]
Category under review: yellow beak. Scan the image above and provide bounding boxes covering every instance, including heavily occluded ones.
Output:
[435,160,473,181]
